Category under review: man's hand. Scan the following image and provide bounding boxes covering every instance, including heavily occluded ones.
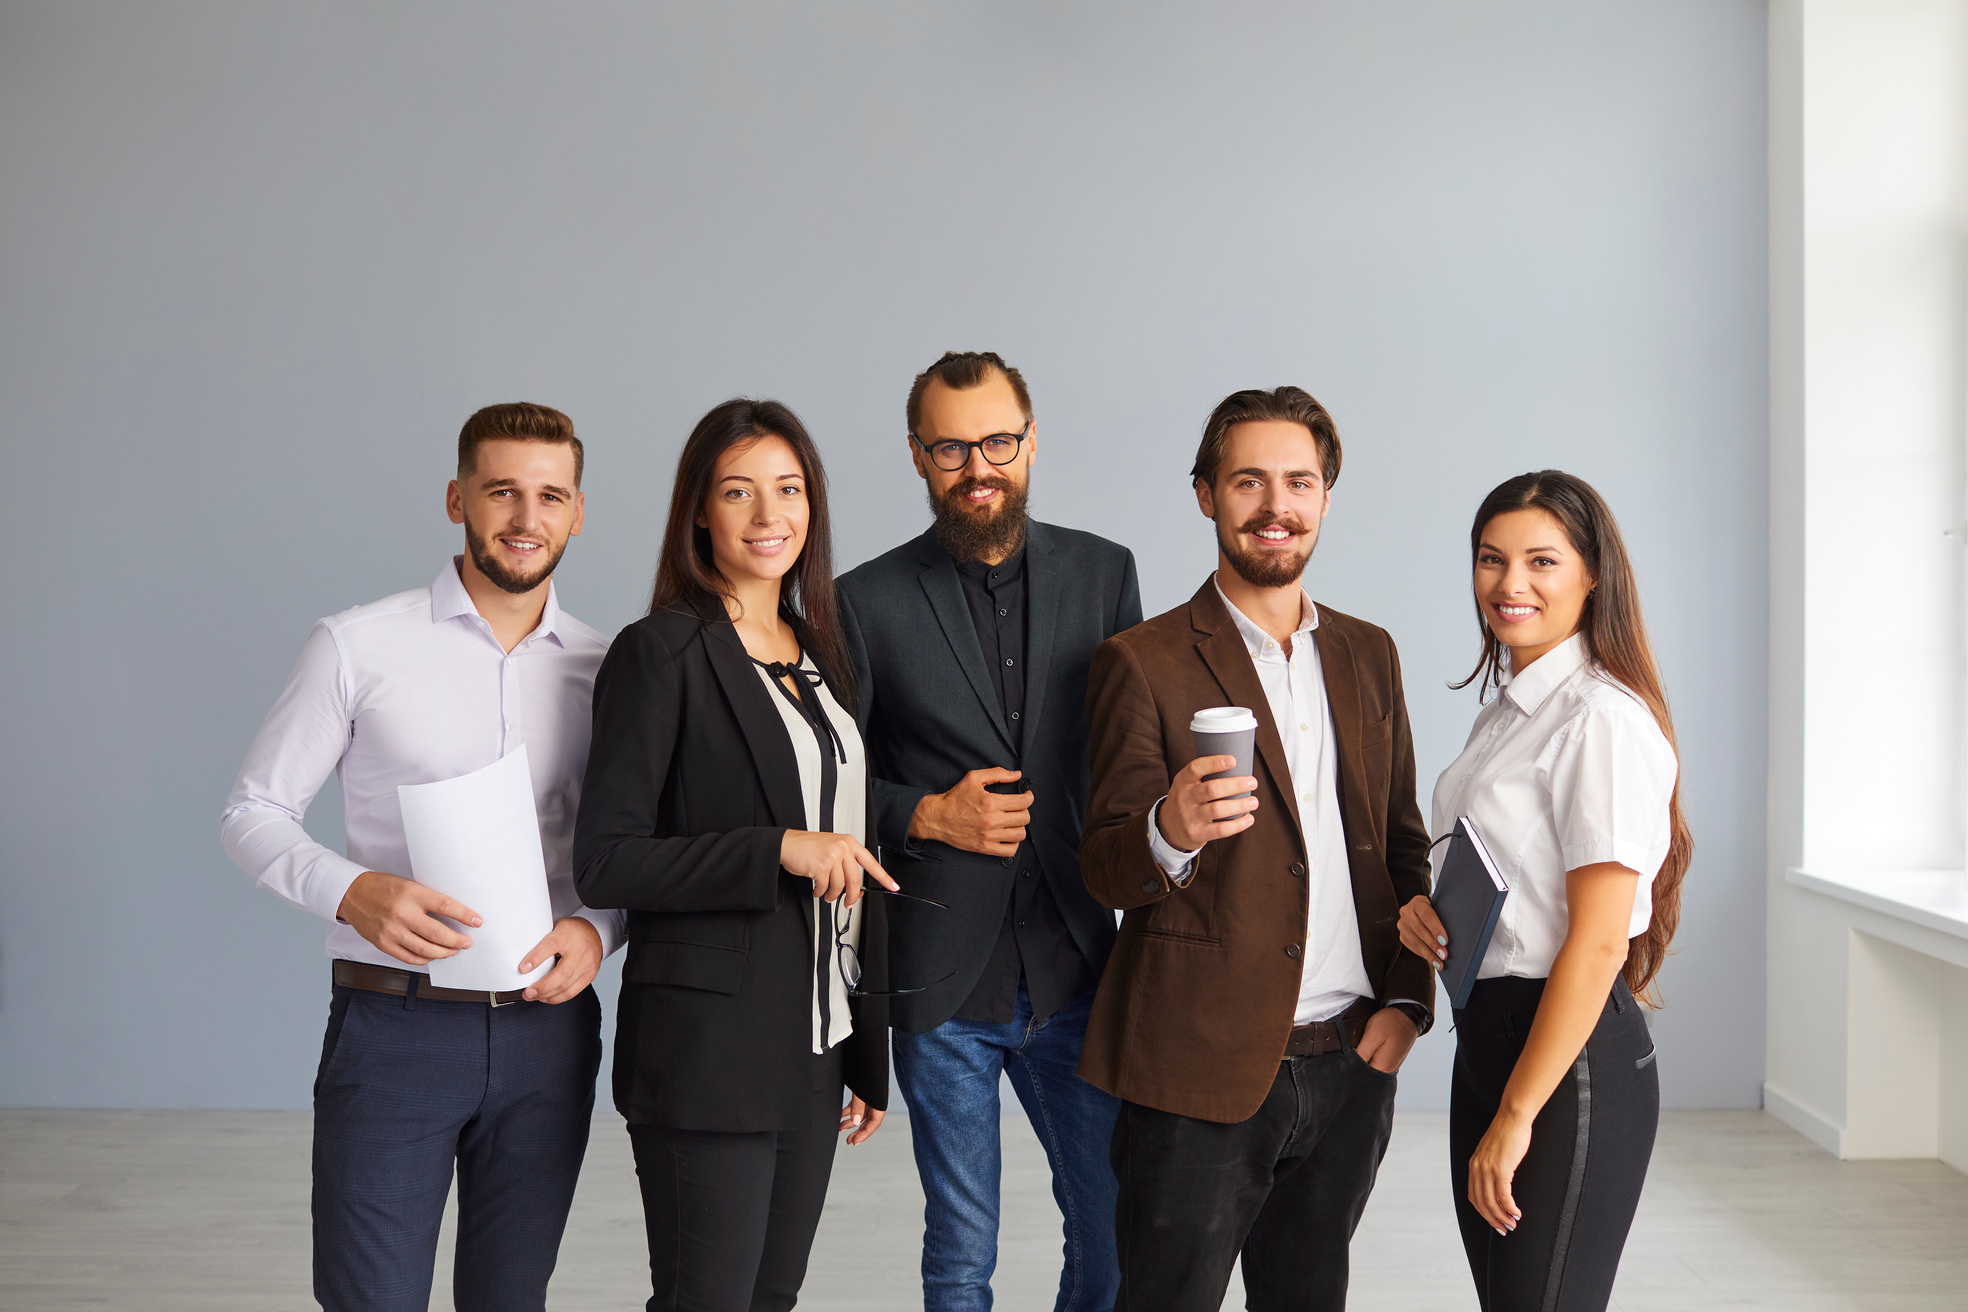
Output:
[910,767,1032,858]
[519,916,604,1004]
[1156,755,1259,852]
[337,871,480,966]
[1355,1006,1419,1075]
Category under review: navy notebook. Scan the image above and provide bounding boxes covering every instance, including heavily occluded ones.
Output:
[1433,816,1510,1011]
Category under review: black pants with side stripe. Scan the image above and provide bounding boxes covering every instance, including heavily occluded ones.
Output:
[1450,975,1658,1312]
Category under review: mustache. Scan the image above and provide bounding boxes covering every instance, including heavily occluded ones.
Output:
[945,474,1017,502]
[1236,513,1307,535]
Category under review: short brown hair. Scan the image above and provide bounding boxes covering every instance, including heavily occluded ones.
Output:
[457,402,584,485]
[905,351,1033,435]
[1191,387,1341,490]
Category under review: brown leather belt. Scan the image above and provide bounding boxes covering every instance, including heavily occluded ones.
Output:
[1283,997,1377,1058]
[333,959,529,1006]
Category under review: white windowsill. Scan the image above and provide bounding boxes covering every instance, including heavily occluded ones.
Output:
[1786,868,1968,942]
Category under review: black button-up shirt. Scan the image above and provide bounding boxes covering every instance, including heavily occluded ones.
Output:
[949,546,1098,1025]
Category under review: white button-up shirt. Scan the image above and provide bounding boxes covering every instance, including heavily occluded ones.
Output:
[1150,577,1374,1026]
[221,558,625,971]
[1430,633,1677,981]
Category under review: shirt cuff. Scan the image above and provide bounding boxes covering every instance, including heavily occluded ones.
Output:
[570,906,627,958]
[1146,798,1202,882]
[309,854,372,925]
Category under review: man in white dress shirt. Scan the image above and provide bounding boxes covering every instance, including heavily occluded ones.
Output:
[220,403,623,1312]
[1078,387,1436,1311]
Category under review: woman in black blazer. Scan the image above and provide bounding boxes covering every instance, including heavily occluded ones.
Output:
[574,398,899,1312]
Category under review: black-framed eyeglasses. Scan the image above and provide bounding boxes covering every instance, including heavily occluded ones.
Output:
[833,886,955,999]
[910,421,1031,473]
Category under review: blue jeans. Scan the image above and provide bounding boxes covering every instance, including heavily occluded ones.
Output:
[311,981,602,1312]
[892,984,1120,1312]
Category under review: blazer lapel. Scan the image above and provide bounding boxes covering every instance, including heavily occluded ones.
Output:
[1189,582,1306,853]
[1311,615,1363,794]
[916,534,1016,754]
[1020,521,1060,747]
[700,612,808,832]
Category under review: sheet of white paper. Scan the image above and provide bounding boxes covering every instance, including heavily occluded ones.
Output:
[397,747,555,993]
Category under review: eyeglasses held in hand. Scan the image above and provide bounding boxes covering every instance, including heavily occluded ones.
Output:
[833,885,954,998]
[909,421,1031,472]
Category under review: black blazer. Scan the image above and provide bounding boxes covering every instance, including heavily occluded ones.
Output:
[838,520,1141,1032]
[572,601,888,1132]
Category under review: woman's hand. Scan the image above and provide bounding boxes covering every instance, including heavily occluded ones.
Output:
[1467,1109,1533,1234]
[839,1097,884,1146]
[1398,894,1449,968]
[1463,864,1641,1237]
[779,831,899,906]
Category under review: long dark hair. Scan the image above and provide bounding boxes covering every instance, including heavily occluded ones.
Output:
[647,398,854,709]
[1453,470,1692,1003]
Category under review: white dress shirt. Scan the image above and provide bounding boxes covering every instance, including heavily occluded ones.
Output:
[221,558,626,971]
[1429,633,1677,981]
[1150,577,1374,1026]
[754,659,867,1054]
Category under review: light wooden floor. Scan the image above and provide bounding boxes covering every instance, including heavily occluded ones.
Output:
[3,1108,1964,1310]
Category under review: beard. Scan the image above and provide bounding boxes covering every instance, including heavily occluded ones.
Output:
[1219,512,1316,588]
[929,473,1030,563]
[464,513,569,595]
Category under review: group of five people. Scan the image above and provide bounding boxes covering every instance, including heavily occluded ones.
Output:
[223,349,1688,1312]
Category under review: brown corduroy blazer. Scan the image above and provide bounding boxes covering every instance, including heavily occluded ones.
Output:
[1076,580,1435,1123]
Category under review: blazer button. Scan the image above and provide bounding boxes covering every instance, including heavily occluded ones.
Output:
[1140,879,1158,893]
[1285,944,1302,959]
[1356,842,1374,852]
[1288,862,1306,878]
[1002,857,1013,867]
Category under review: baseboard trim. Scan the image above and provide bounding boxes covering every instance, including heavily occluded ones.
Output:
[1763,1082,1844,1157]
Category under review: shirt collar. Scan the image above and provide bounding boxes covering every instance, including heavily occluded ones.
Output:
[1212,573,1318,657]
[954,543,1025,583]
[431,556,565,647]
[1501,631,1588,714]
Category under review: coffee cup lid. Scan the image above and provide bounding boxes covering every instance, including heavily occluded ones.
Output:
[1190,706,1259,733]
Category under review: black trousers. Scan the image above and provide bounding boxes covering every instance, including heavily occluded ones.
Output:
[627,1050,845,1312]
[311,982,602,1312]
[1451,976,1658,1312]
[1111,1045,1397,1312]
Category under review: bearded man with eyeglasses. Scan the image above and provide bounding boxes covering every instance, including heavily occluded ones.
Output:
[838,350,1141,1312]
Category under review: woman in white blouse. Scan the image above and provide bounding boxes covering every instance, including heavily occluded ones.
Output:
[1399,470,1690,1312]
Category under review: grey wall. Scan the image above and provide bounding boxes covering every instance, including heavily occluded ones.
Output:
[0,1,1768,1110]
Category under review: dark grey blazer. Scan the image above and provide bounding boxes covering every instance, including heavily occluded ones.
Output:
[838,520,1142,1032]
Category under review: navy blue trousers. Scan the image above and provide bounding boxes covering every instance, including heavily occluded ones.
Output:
[312,980,603,1312]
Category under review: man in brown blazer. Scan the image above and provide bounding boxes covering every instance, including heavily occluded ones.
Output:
[1078,386,1435,1312]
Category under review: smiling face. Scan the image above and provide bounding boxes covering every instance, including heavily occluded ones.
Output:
[1474,507,1597,668]
[446,438,584,595]
[697,433,810,591]
[911,371,1035,563]
[1195,420,1331,589]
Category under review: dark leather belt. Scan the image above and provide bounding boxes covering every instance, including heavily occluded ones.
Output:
[1283,997,1376,1058]
[333,959,529,1006]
